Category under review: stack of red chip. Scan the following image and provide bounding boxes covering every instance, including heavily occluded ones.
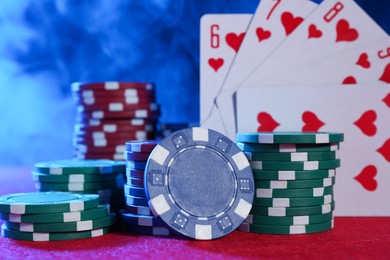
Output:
[72,82,160,160]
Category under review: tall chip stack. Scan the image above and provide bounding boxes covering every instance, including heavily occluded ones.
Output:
[71,82,159,160]
[32,160,126,212]
[119,140,172,236]
[0,192,116,241]
[236,132,343,235]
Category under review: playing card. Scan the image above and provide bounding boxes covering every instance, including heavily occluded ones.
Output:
[236,85,390,216]
[242,0,389,86]
[200,14,252,132]
[219,0,317,94]
[256,37,390,85]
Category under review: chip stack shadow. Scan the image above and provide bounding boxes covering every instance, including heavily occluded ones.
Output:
[120,140,172,236]
[71,82,160,160]
[32,159,126,212]
[236,132,343,235]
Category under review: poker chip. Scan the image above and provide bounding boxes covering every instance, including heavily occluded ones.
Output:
[124,184,146,198]
[75,95,156,106]
[254,177,336,189]
[124,151,150,161]
[145,127,254,240]
[256,186,334,198]
[77,109,160,120]
[75,145,125,154]
[126,177,145,187]
[0,204,111,224]
[74,123,155,133]
[236,132,344,144]
[126,160,147,170]
[74,153,125,161]
[236,142,340,153]
[121,223,171,236]
[0,192,100,214]
[118,210,164,227]
[250,202,335,217]
[253,195,333,207]
[76,103,159,113]
[32,172,124,183]
[1,224,109,241]
[238,220,334,234]
[124,205,153,216]
[244,151,339,162]
[249,159,341,171]
[125,140,159,152]
[252,169,336,181]
[244,212,334,226]
[35,179,125,192]
[125,195,149,207]
[4,213,116,233]
[126,168,145,179]
[71,82,154,92]
[34,160,126,175]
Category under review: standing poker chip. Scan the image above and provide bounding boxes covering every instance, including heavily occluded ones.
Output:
[236,132,344,144]
[0,192,100,214]
[145,127,254,240]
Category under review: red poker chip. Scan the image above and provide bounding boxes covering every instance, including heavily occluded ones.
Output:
[74,130,156,140]
[77,109,160,119]
[74,95,156,106]
[72,88,155,98]
[76,103,160,113]
[126,169,145,179]
[124,151,151,161]
[75,144,126,154]
[71,82,155,92]
[74,123,156,133]
[74,153,125,160]
[125,140,159,153]
[74,134,156,147]
[127,177,144,188]
[75,118,158,127]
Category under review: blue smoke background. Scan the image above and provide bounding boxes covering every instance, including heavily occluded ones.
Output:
[0,0,388,166]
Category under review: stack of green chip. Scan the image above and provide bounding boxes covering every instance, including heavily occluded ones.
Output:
[32,160,126,211]
[0,192,116,241]
[236,132,343,235]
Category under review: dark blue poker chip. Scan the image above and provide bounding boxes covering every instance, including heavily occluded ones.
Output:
[124,151,150,161]
[118,210,164,227]
[126,160,147,170]
[144,127,254,240]
[121,223,172,236]
[124,184,146,198]
[125,194,149,207]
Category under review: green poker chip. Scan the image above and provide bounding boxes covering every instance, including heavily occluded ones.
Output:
[34,160,126,175]
[236,132,344,144]
[0,204,110,223]
[35,178,125,192]
[1,224,109,241]
[5,213,116,233]
[238,219,334,234]
[252,169,336,181]
[253,194,333,207]
[256,186,333,198]
[254,177,335,189]
[244,151,339,162]
[250,202,335,216]
[236,142,340,153]
[250,159,340,171]
[244,212,333,226]
[32,172,124,183]
[0,192,100,214]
